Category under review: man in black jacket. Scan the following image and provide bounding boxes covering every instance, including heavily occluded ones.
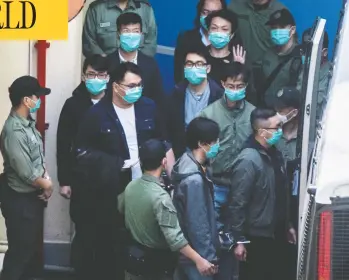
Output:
[56,55,109,280]
[57,55,109,201]
[226,108,296,280]
[168,44,223,159]
[107,12,165,109]
[74,62,174,280]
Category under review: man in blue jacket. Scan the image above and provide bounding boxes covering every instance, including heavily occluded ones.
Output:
[74,62,174,280]
[167,44,223,159]
[172,117,220,280]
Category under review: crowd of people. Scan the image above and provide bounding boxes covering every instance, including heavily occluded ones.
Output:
[0,0,332,280]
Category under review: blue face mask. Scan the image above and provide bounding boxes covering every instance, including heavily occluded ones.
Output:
[209,32,231,49]
[85,78,107,95]
[265,128,283,146]
[29,98,41,114]
[202,142,220,159]
[200,16,208,30]
[184,67,207,85]
[225,87,246,102]
[123,87,143,104]
[270,29,290,46]
[120,33,142,52]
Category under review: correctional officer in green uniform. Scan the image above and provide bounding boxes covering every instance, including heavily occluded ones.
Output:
[0,76,53,280]
[118,139,217,280]
[274,86,301,280]
[82,0,157,57]
[228,0,286,65]
[261,9,302,108]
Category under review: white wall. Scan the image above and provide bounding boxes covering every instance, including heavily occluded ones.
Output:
[0,41,30,243]
[43,11,84,246]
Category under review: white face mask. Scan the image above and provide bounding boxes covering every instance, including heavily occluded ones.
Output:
[277,109,298,125]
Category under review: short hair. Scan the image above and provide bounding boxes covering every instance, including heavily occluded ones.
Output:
[186,117,220,150]
[195,0,227,28]
[83,55,109,73]
[206,9,238,34]
[117,12,143,32]
[113,62,142,83]
[250,108,277,133]
[139,139,166,171]
[184,43,210,63]
[221,62,250,83]
[302,28,329,49]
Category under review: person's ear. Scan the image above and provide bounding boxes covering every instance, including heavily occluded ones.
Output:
[206,64,211,74]
[290,26,296,37]
[81,74,86,82]
[162,157,168,169]
[221,80,225,88]
[322,48,328,58]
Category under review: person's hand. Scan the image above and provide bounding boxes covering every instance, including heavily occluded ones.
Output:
[288,227,297,244]
[60,186,72,199]
[39,186,53,202]
[233,45,246,64]
[234,244,247,261]
[195,257,217,276]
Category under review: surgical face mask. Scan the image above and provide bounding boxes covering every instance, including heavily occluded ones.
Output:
[120,33,142,52]
[225,87,246,102]
[28,98,41,114]
[85,78,107,95]
[200,16,208,30]
[122,87,143,104]
[201,142,220,159]
[270,29,291,46]
[184,67,207,85]
[264,128,283,146]
[208,32,231,49]
[278,109,297,125]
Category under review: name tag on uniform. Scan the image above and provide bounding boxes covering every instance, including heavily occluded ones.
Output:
[100,22,111,28]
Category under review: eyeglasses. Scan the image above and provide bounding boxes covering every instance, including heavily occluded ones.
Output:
[184,61,207,68]
[85,72,109,79]
[224,84,247,90]
[119,82,143,89]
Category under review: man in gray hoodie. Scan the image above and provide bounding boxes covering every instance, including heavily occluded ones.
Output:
[172,117,220,280]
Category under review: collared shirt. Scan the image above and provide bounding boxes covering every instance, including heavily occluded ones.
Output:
[200,28,210,46]
[0,111,45,193]
[200,97,255,177]
[184,82,210,126]
[119,50,138,64]
[118,174,188,251]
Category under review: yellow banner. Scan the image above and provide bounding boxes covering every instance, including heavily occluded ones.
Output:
[0,0,68,40]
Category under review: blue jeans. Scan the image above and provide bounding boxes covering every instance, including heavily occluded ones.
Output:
[214,185,229,231]
[215,251,239,280]
[174,264,214,280]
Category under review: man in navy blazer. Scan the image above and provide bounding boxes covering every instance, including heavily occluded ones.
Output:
[73,62,174,280]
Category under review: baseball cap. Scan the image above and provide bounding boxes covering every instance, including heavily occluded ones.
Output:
[9,76,51,102]
[266,9,296,27]
[274,86,301,110]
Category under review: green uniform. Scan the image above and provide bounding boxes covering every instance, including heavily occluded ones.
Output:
[262,44,302,108]
[200,98,255,184]
[228,0,286,65]
[276,135,297,162]
[118,174,188,251]
[0,112,45,193]
[317,61,331,120]
[82,0,157,57]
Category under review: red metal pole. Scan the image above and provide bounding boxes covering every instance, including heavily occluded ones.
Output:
[34,40,50,276]
[35,40,50,147]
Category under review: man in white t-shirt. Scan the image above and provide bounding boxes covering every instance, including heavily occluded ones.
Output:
[74,61,174,280]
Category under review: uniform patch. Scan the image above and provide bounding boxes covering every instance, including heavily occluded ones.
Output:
[159,200,177,228]
[100,22,111,28]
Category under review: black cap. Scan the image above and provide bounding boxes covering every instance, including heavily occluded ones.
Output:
[266,9,295,27]
[9,76,51,101]
[274,87,301,110]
